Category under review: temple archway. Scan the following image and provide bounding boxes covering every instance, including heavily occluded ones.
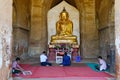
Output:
[1,0,120,79]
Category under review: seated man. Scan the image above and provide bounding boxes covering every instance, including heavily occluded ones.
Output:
[95,56,107,71]
[60,52,71,66]
[40,51,52,66]
[12,57,24,75]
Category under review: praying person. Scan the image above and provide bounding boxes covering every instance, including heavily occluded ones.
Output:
[40,51,52,66]
[95,56,107,71]
[12,57,24,75]
[60,52,71,66]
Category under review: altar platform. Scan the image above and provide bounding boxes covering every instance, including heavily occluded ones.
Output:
[48,44,79,62]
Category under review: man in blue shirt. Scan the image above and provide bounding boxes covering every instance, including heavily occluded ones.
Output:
[60,52,71,66]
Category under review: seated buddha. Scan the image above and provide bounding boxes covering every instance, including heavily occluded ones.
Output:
[50,8,77,44]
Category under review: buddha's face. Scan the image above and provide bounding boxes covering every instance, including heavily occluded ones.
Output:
[60,12,69,20]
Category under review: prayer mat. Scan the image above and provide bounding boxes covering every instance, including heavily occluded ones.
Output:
[12,64,114,79]
[86,63,110,72]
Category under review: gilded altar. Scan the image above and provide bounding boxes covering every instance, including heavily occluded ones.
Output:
[48,43,79,62]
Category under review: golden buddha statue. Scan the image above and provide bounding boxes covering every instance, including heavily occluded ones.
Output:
[50,8,77,44]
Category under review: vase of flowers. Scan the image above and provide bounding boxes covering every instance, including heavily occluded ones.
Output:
[54,44,61,51]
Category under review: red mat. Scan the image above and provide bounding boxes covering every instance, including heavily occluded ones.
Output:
[13,64,114,79]
[38,77,108,80]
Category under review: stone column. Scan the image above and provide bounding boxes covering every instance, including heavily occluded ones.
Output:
[0,0,13,79]
[29,0,47,56]
[82,0,99,58]
[115,0,120,79]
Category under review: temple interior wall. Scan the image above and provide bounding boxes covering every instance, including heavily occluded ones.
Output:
[28,0,99,58]
[12,0,30,59]
[0,0,119,79]
[12,0,114,59]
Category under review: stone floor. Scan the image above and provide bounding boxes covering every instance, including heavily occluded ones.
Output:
[13,77,116,80]
[12,57,116,80]
[21,57,98,64]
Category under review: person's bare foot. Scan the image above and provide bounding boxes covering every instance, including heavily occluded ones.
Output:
[46,65,49,66]
[59,65,63,66]
[15,73,20,76]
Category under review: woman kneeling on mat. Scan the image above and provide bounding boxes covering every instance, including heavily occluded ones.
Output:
[95,56,107,71]
[12,57,24,75]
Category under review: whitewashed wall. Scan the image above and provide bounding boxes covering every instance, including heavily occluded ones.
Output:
[0,0,12,69]
[115,0,120,56]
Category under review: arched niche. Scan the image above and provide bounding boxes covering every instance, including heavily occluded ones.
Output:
[47,1,80,44]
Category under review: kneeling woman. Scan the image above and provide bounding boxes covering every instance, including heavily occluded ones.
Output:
[95,56,107,71]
